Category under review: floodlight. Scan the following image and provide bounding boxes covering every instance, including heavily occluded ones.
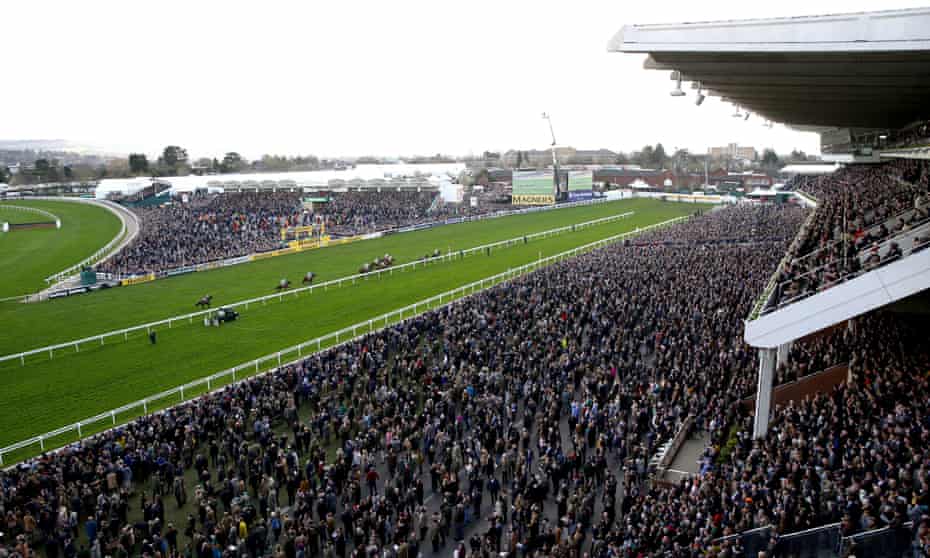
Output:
[694,82,705,106]
[670,71,685,97]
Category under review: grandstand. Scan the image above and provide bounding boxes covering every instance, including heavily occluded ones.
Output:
[3,8,930,558]
[612,7,930,556]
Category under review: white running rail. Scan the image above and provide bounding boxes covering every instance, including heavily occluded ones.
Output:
[0,214,687,465]
[0,210,636,367]
[0,204,60,223]
[44,199,134,285]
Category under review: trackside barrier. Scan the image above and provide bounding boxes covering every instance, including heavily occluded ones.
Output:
[0,204,61,225]
[0,214,687,465]
[713,521,912,558]
[44,199,134,285]
[0,210,636,367]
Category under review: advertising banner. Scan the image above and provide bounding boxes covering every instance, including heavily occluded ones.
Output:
[121,273,156,286]
[512,194,556,205]
[512,171,555,205]
[566,171,593,202]
[166,266,197,277]
[568,190,595,201]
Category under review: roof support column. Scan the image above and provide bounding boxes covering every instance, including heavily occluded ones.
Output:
[753,347,776,439]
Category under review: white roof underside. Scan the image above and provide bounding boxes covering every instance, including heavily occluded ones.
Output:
[608,8,930,130]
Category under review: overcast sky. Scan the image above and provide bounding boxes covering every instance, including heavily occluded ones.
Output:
[3,0,926,160]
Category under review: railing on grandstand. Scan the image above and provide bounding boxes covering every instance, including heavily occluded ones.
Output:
[0,210,637,367]
[750,189,930,318]
[0,214,688,466]
[786,202,927,272]
[840,522,916,558]
[748,204,819,320]
[762,217,930,314]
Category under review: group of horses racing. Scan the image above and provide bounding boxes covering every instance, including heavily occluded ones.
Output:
[275,271,317,291]
[194,270,317,308]
[358,253,395,274]
[194,248,451,309]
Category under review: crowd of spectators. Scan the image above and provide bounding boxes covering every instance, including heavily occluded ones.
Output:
[99,191,504,275]
[6,204,927,558]
[630,204,808,246]
[315,191,521,236]
[771,159,930,308]
[316,191,435,235]
[99,193,306,276]
[681,311,930,557]
[885,119,930,150]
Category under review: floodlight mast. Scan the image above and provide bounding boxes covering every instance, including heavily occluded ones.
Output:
[542,112,562,201]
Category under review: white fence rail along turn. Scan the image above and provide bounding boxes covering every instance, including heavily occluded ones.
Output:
[0,210,635,367]
[0,204,61,224]
[0,214,687,465]
[44,200,133,285]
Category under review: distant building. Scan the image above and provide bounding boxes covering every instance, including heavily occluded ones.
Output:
[708,171,773,191]
[709,143,758,161]
[502,147,618,168]
[593,167,675,189]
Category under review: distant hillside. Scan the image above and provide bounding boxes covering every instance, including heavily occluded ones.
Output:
[0,139,121,156]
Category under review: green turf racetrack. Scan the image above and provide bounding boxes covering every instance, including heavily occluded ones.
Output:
[0,200,121,298]
[0,198,702,458]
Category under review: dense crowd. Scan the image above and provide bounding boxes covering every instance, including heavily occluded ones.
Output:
[99,191,497,275]
[5,204,927,558]
[692,311,930,556]
[630,204,808,246]
[99,193,306,276]
[771,159,930,308]
[317,191,434,235]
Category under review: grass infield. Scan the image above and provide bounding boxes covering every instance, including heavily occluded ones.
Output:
[0,200,121,298]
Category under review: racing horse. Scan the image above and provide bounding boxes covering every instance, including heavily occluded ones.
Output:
[302,271,316,284]
[195,294,213,308]
[275,278,291,291]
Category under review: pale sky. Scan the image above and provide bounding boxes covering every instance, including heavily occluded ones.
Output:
[3,0,927,160]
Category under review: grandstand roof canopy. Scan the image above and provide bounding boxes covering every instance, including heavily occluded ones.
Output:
[608,8,930,130]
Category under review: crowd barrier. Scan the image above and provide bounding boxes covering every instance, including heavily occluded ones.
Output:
[0,210,636,368]
[0,213,685,465]
[713,521,914,558]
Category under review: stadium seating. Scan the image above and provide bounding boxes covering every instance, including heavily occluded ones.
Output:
[769,159,930,311]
